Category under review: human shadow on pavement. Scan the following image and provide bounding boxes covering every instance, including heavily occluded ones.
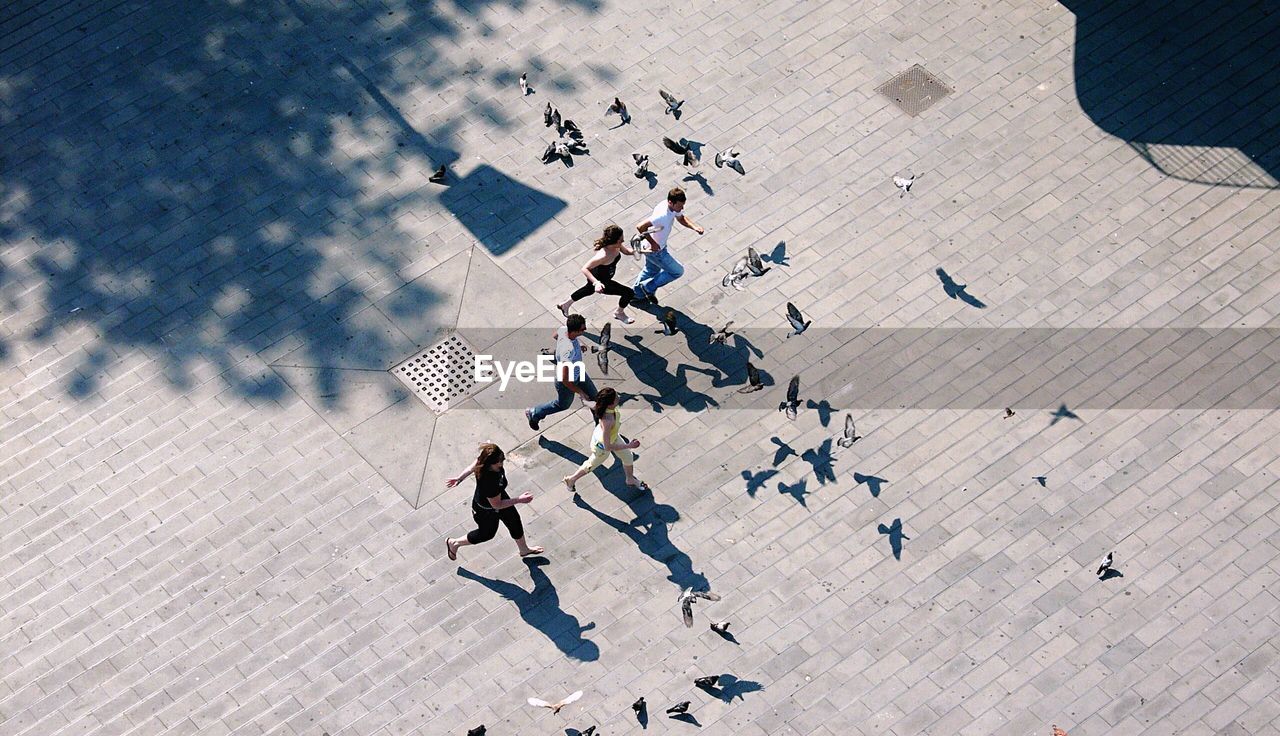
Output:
[611,335,720,413]
[457,558,600,662]
[572,492,709,592]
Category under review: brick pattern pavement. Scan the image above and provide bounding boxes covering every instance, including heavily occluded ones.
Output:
[3,0,1280,735]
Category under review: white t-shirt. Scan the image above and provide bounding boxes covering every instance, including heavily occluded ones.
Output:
[645,201,683,250]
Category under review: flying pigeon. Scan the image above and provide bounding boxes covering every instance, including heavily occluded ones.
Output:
[659,89,683,116]
[746,247,770,277]
[877,518,909,560]
[577,727,596,736]
[597,322,612,375]
[543,102,560,128]
[893,171,915,197]
[694,675,720,689]
[722,255,750,290]
[608,97,630,124]
[1033,475,1047,487]
[666,702,691,716]
[679,587,722,627]
[659,309,678,336]
[785,302,811,337]
[836,414,861,448]
[935,267,987,308]
[778,375,800,420]
[527,690,583,714]
[709,321,734,345]
[1004,407,1015,418]
[632,152,649,178]
[429,165,447,184]
[519,73,529,96]
[662,136,699,169]
[1096,552,1114,579]
[629,231,648,260]
[632,697,646,715]
[467,727,486,736]
[738,362,763,393]
[715,147,745,174]
[709,621,731,634]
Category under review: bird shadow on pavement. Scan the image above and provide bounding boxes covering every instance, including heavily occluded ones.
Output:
[935,267,987,308]
[712,626,740,645]
[777,479,810,507]
[704,675,763,702]
[764,241,790,267]
[572,492,709,592]
[800,439,837,485]
[682,171,713,197]
[457,558,600,661]
[770,437,797,467]
[1099,568,1125,581]
[805,398,835,427]
[676,312,765,388]
[853,472,888,498]
[877,518,909,560]
[669,713,701,727]
[739,468,779,497]
[1050,403,1082,425]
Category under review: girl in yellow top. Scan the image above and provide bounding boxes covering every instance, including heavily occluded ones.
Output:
[563,387,649,493]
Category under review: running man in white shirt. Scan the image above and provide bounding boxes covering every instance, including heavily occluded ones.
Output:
[631,187,704,305]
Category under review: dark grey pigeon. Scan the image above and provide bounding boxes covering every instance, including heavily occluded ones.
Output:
[467,727,486,736]
[596,322,612,375]
[660,89,683,115]
[429,165,447,184]
[785,302,811,337]
[738,362,763,393]
[778,375,800,420]
[544,102,558,127]
[679,587,721,627]
[1033,475,1047,487]
[695,675,719,689]
[746,247,770,277]
[608,97,630,124]
[632,697,646,715]
[633,152,649,178]
[666,701,690,715]
[836,414,861,448]
[709,621,730,633]
[709,321,734,345]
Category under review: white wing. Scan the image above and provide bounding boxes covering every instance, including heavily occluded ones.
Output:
[560,690,584,706]
[528,698,552,709]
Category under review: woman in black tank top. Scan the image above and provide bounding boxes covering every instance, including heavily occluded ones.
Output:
[558,224,637,324]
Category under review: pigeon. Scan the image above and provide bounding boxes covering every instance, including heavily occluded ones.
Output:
[662,136,699,169]
[632,697,646,715]
[709,321,734,345]
[694,675,720,689]
[659,309,678,336]
[722,255,750,290]
[679,587,722,627]
[746,247,770,277]
[1033,475,1047,487]
[1004,407,1015,418]
[778,375,800,420]
[597,322,612,375]
[714,147,746,174]
[660,89,684,116]
[527,690,583,714]
[709,621,731,634]
[1052,725,1069,736]
[561,119,584,141]
[1096,552,1114,579]
[542,139,572,163]
[543,102,562,129]
[836,414,861,448]
[785,302,811,337]
[629,231,647,260]
[632,152,649,178]
[467,727,486,736]
[738,362,763,393]
[576,727,596,736]
[877,518,910,560]
[666,702,690,716]
[608,97,630,124]
[936,267,987,308]
[429,165,447,184]
[893,171,915,197]
[519,73,529,96]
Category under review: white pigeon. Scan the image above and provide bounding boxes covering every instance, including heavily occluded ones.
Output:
[715,147,745,174]
[722,255,750,290]
[678,587,721,627]
[519,73,529,96]
[893,171,915,197]
[528,690,583,714]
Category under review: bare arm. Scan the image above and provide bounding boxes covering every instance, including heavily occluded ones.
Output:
[445,465,475,487]
[599,415,635,451]
[636,219,659,250]
[487,492,533,510]
[677,214,704,234]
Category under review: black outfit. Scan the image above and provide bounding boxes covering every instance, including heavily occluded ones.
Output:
[569,251,632,309]
[466,467,525,544]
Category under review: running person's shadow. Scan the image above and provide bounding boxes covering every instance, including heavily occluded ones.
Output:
[612,334,720,413]
[572,492,709,592]
[457,558,600,662]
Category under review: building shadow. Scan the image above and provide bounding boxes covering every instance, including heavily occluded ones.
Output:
[457,558,600,661]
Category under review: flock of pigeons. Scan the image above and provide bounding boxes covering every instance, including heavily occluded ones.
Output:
[457,73,1103,736]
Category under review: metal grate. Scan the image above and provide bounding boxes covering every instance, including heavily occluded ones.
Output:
[391,334,479,414]
[876,64,953,117]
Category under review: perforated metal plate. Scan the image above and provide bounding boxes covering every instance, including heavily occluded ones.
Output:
[391,334,480,414]
[876,64,953,117]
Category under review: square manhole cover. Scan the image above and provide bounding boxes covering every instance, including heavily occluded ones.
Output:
[876,64,952,117]
[391,334,481,414]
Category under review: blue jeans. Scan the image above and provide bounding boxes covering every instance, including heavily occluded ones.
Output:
[529,375,598,423]
[633,248,685,298]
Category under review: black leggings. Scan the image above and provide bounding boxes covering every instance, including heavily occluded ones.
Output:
[466,506,525,544]
[570,278,633,309]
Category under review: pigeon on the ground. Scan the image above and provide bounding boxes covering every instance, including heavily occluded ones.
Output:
[632,153,649,178]
[527,690,583,714]
[596,322,612,375]
[746,247,770,277]
[936,267,987,308]
[576,727,596,736]
[709,621,731,633]
[666,702,690,716]
[542,139,572,163]
[662,136,699,169]
[608,97,631,124]
[836,414,861,448]
[561,119,584,141]
[785,302,811,337]
[722,255,751,290]
[778,375,800,420]
[632,697,646,715]
[660,89,684,116]
[1033,475,1047,487]
[519,73,529,96]
[738,362,763,393]
[694,675,720,689]
[429,165,447,184]
[659,309,678,336]
[467,727,486,736]
[1052,725,1069,736]
[543,102,561,129]
[679,587,722,627]
[715,147,746,174]
[893,171,915,197]
[1004,407,1015,418]
[1096,552,1114,579]
[709,321,734,345]
[877,518,909,560]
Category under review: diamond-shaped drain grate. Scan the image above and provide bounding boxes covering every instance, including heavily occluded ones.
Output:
[391,334,481,414]
[876,64,953,117]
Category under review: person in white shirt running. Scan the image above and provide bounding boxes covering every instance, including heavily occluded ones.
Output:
[631,187,704,305]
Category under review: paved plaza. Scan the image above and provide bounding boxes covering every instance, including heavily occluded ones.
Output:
[3,0,1280,734]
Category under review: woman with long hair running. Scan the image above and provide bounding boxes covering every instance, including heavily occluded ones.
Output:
[445,443,544,560]
[557,224,636,324]
[562,387,649,493]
